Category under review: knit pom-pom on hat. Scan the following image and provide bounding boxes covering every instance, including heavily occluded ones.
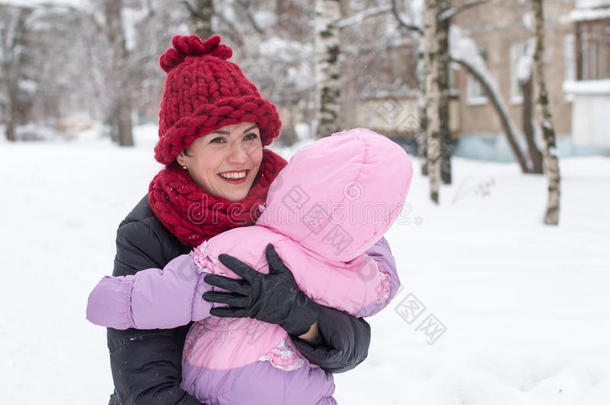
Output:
[155,34,282,166]
[160,35,232,73]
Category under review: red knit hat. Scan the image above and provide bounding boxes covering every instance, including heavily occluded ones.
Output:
[154,34,282,165]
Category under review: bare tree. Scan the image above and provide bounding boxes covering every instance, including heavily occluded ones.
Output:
[104,0,134,146]
[314,0,342,138]
[417,46,430,176]
[0,5,33,142]
[189,0,269,47]
[518,55,544,174]
[437,0,451,185]
[450,26,529,173]
[424,0,441,203]
[436,0,490,185]
[391,0,489,194]
[183,0,214,39]
[82,0,158,146]
[516,16,544,174]
[389,0,429,175]
[31,5,92,127]
[532,0,560,225]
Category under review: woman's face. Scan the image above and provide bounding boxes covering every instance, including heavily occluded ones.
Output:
[177,122,263,202]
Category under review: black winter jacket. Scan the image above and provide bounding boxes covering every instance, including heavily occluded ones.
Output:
[106,195,372,405]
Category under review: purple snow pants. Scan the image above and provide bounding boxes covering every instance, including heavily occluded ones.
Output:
[181,360,337,405]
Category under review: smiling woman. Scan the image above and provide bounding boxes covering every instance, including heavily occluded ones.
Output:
[176,122,264,202]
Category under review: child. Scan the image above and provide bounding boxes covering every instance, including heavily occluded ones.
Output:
[87,128,413,404]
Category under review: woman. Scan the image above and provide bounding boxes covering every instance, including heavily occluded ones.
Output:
[105,35,398,405]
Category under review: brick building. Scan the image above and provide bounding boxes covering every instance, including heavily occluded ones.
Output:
[452,0,576,140]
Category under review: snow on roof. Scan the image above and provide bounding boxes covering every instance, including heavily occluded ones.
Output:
[569,7,610,22]
[563,79,610,94]
[576,0,610,8]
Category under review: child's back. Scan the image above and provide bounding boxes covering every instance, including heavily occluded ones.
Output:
[181,128,413,404]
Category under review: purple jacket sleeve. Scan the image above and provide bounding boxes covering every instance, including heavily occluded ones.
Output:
[356,236,401,317]
[87,253,214,330]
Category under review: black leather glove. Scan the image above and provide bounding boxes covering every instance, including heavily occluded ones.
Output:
[202,244,320,336]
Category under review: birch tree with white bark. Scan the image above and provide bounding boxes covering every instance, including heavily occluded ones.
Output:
[424,0,441,203]
[517,40,544,175]
[437,0,451,185]
[394,0,490,200]
[421,0,489,186]
[314,0,342,138]
[389,0,429,175]
[532,0,560,225]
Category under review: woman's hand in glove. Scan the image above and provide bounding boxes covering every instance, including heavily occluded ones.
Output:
[202,244,320,337]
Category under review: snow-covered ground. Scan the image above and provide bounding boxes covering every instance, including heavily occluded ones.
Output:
[1,126,609,405]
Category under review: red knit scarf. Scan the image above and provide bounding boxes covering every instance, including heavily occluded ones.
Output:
[149,148,287,247]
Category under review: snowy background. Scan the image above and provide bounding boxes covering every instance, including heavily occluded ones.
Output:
[2,0,610,403]
[1,126,609,404]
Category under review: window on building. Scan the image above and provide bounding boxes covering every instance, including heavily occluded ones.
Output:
[391,45,419,90]
[576,18,610,80]
[466,47,488,105]
[509,41,533,104]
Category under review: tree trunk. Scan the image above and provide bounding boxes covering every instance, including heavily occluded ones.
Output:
[425,0,441,203]
[532,0,560,225]
[417,42,429,176]
[5,125,17,142]
[187,0,214,40]
[437,0,451,185]
[118,98,134,146]
[105,0,134,146]
[314,0,342,139]
[418,101,429,176]
[519,73,543,174]
[5,86,18,142]
[2,7,30,142]
[107,112,118,144]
